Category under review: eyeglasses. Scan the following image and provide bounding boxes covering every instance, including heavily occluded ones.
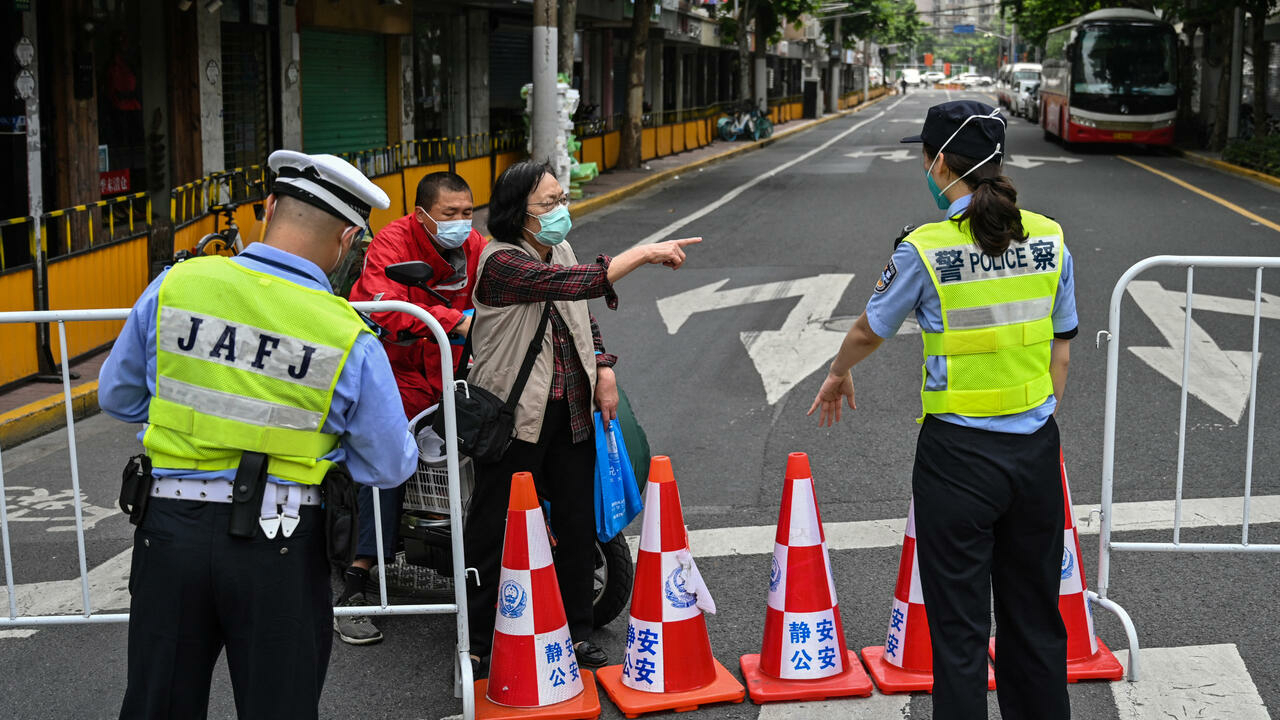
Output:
[528,195,570,211]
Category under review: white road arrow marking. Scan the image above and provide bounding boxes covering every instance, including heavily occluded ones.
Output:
[657,274,856,405]
[1127,280,1259,423]
[844,149,915,162]
[1005,155,1084,169]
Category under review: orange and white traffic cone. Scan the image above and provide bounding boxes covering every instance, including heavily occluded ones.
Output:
[596,456,745,717]
[475,472,602,720]
[862,498,995,693]
[988,451,1124,682]
[740,452,874,703]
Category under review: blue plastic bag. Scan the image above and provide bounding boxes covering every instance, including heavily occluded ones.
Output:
[593,412,644,542]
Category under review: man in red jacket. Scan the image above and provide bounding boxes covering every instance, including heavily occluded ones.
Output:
[336,172,484,645]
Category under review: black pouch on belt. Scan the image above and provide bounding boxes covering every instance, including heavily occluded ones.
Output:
[229,451,269,538]
[322,463,359,570]
[118,454,152,526]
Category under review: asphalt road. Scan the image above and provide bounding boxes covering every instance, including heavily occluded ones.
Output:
[3,88,1280,719]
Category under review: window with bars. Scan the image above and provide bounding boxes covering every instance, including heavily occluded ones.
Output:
[221,26,272,172]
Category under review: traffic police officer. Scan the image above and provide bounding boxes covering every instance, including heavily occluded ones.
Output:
[99,150,418,719]
[809,101,1076,720]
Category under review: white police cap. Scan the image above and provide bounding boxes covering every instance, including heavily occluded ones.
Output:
[268,150,390,229]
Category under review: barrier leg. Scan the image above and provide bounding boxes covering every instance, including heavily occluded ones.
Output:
[1087,591,1141,682]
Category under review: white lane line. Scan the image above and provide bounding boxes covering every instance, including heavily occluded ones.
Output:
[1113,645,1271,719]
[756,694,911,719]
[0,629,38,639]
[629,495,1280,558]
[629,95,909,249]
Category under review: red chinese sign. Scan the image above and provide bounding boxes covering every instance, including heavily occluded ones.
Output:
[99,169,131,196]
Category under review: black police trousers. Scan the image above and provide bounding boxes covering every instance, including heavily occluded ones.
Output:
[912,415,1069,720]
[118,498,332,720]
[465,400,596,657]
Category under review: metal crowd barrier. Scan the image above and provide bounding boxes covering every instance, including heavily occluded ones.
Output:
[0,301,475,718]
[1093,255,1280,682]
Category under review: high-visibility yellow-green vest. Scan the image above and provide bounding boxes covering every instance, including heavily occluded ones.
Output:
[907,209,1064,418]
[143,256,371,485]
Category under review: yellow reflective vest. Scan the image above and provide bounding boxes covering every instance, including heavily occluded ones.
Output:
[907,209,1064,418]
[143,256,371,485]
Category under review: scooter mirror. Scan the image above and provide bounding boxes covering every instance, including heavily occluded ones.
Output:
[385,261,434,288]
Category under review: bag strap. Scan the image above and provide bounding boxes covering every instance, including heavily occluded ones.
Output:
[503,301,555,412]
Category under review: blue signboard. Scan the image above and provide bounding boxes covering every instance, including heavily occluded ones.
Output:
[953,24,975,34]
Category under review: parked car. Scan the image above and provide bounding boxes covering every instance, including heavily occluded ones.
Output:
[997,62,1042,107]
[900,68,922,86]
[923,71,946,84]
[1015,79,1041,122]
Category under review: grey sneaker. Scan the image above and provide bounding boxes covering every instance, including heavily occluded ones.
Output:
[334,593,383,645]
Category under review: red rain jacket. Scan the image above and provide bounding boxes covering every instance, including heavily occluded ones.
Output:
[350,214,484,420]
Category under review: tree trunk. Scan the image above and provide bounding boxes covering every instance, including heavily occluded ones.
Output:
[737,0,752,104]
[558,0,577,79]
[1210,9,1235,151]
[1252,4,1269,139]
[619,0,654,169]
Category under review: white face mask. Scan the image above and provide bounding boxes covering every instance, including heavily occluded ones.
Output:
[927,108,1007,198]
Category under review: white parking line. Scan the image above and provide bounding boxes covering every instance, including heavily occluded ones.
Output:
[0,629,37,639]
[1113,645,1271,719]
[629,95,909,249]
[629,495,1280,558]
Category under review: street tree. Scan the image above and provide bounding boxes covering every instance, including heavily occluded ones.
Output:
[619,0,655,169]
[559,0,577,78]
[719,0,820,108]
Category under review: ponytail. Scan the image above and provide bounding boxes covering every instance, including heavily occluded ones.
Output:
[962,175,1025,256]
[924,145,1027,256]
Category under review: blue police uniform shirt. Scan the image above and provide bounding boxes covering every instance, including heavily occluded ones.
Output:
[864,194,1078,435]
[99,243,418,488]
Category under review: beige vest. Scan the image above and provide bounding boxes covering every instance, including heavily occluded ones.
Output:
[470,239,598,443]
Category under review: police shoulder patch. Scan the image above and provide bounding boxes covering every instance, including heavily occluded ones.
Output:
[875,259,898,294]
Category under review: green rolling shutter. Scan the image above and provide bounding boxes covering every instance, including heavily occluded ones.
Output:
[300,29,388,155]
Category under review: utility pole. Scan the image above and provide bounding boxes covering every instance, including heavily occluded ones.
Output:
[532,0,563,184]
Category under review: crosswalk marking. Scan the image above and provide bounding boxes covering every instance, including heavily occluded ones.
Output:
[1113,645,1271,719]
[756,694,911,719]
[629,495,1280,559]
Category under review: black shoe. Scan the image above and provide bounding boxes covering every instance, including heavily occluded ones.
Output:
[574,641,608,669]
[469,654,489,680]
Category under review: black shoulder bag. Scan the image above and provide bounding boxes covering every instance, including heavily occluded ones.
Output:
[433,302,553,464]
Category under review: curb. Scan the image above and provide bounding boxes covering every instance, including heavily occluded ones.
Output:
[572,92,893,219]
[0,381,99,450]
[1170,148,1280,190]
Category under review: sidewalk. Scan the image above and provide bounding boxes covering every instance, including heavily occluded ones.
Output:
[0,94,889,450]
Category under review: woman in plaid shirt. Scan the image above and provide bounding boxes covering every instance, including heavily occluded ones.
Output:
[465,161,699,674]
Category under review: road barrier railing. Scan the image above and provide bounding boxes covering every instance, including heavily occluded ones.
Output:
[1094,255,1280,682]
[0,301,475,718]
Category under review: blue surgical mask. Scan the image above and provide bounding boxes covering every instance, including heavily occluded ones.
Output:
[427,214,472,249]
[528,205,572,246]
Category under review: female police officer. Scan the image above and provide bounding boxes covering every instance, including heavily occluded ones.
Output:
[809,101,1076,720]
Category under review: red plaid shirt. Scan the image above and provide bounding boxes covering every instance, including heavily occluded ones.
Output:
[475,250,618,443]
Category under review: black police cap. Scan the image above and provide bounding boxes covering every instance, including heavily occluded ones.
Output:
[900,100,1005,159]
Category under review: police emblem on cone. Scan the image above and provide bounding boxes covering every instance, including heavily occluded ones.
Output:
[596,456,745,717]
[740,453,874,703]
[861,497,996,693]
[988,451,1124,682]
[474,472,602,720]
